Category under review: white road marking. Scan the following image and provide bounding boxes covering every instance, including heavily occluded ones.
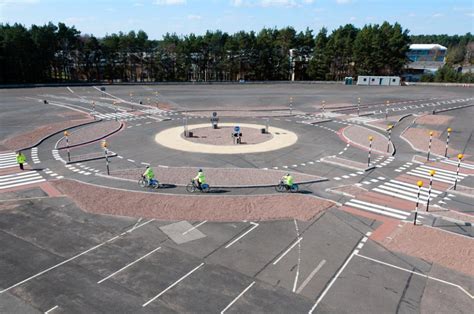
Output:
[220,281,256,314]
[225,222,259,248]
[355,253,474,299]
[98,247,161,284]
[142,263,205,307]
[296,259,326,294]
[182,220,208,235]
[127,159,135,163]
[272,237,303,265]
[44,305,59,313]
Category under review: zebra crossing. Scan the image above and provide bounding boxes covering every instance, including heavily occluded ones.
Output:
[440,158,474,170]
[344,199,412,220]
[0,170,45,190]
[372,179,443,205]
[94,112,146,121]
[0,152,20,169]
[406,164,466,185]
[140,108,169,115]
[345,115,379,125]
[31,147,40,164]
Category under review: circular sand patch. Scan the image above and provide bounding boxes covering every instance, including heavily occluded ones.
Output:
[183,126,273,145]
[155,123,297,154]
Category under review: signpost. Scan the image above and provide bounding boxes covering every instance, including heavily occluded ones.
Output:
[357,97,361,116]
[101,140,110,175]
[233,126,242,144]
[387,125,393,153]
[64,131,71,162]
[210,112,219,129]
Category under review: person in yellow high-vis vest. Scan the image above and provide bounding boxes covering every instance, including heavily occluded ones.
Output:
[16,151,26,170]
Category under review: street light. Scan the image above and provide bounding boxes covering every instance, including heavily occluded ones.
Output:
[445,127,452,157]
[414,180,423,225]
[454,153,463,190]
[426,170,436,211]
[368,136,374,166]
[101,140,110,175]
[427,131,434,161]
[64,131,71,162]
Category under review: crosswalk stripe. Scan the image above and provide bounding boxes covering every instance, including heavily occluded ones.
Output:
[382,182,441,197]
[440,159,474,170]
[348,199,410,216]
[384,180,442,194]
[0,172,40,181]
[406,172,455,184]
[389,179,442,194]
[375,185,433,200]
[345,201,408,220]
[0,178,46,190]
[410,169,457,181]
[0,153,16,157]
[0,174,43,186]
[419,165,467,177]
[372,187,427,204]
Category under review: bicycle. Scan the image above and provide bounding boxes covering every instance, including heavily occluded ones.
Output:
[275,180,299,193]
[186,179,210,193]
[138,176,160,189]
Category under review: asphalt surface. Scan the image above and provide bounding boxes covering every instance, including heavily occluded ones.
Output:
[0,83,473,313]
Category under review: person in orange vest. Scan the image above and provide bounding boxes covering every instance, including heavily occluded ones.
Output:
[16,151,26,170]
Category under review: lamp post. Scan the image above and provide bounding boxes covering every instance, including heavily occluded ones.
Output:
[426,170,436,212]
[414,180,423,225]
[387,125,393,153]
[289,97,293,115]
[445,127,452,157]
[427,131,434,161]
[357,97,361,116]
[64,131,70,162]
[101,140,110,175]
[368,136,373,167]
[454,153,464,190]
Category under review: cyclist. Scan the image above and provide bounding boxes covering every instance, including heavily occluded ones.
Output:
[282,173,294,190]
[143,166,155,186]
[194,169,206,190]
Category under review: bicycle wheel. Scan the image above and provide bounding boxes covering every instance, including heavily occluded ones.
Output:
[186,182,196,193]
[138,178,147,188]
[201,184,210,193]
[275,183,286,192]
[152,180,160,189]
[290,184,299,193]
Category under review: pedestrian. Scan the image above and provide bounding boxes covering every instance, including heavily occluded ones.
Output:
[16,151,26,170]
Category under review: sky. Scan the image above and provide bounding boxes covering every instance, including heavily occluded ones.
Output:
[1,0,473,39]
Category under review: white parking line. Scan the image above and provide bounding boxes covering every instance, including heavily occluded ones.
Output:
[225,222,259,248]
[272,237,303,265]
[0,219,154,294]
[142,263,205,307]
[182,220,207,235]
[355,253,474,299]
[220,281,256,313]
[296,259,326,294]
[44,305,59,313]
[97,247,161,284]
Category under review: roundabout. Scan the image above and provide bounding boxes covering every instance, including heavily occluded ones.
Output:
[155,122,298,154]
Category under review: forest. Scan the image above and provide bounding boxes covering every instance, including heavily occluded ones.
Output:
[0,21,472,84]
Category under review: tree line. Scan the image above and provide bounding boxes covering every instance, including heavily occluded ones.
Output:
[0,21,472,84]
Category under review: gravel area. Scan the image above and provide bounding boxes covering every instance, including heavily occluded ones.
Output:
[183,110,299,117]
[415,114,453,126]
[402,128,458,156]
[183,126,272,145]
[52,180,334,221]
[2,118,93,151]
[57,120,122,148]
[110,167,325,187]
[380,223,474,277]
[342,125,393,155]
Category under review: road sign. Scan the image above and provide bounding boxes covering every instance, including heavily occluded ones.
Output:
[234,126,240,132]
[212,112,217,117]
